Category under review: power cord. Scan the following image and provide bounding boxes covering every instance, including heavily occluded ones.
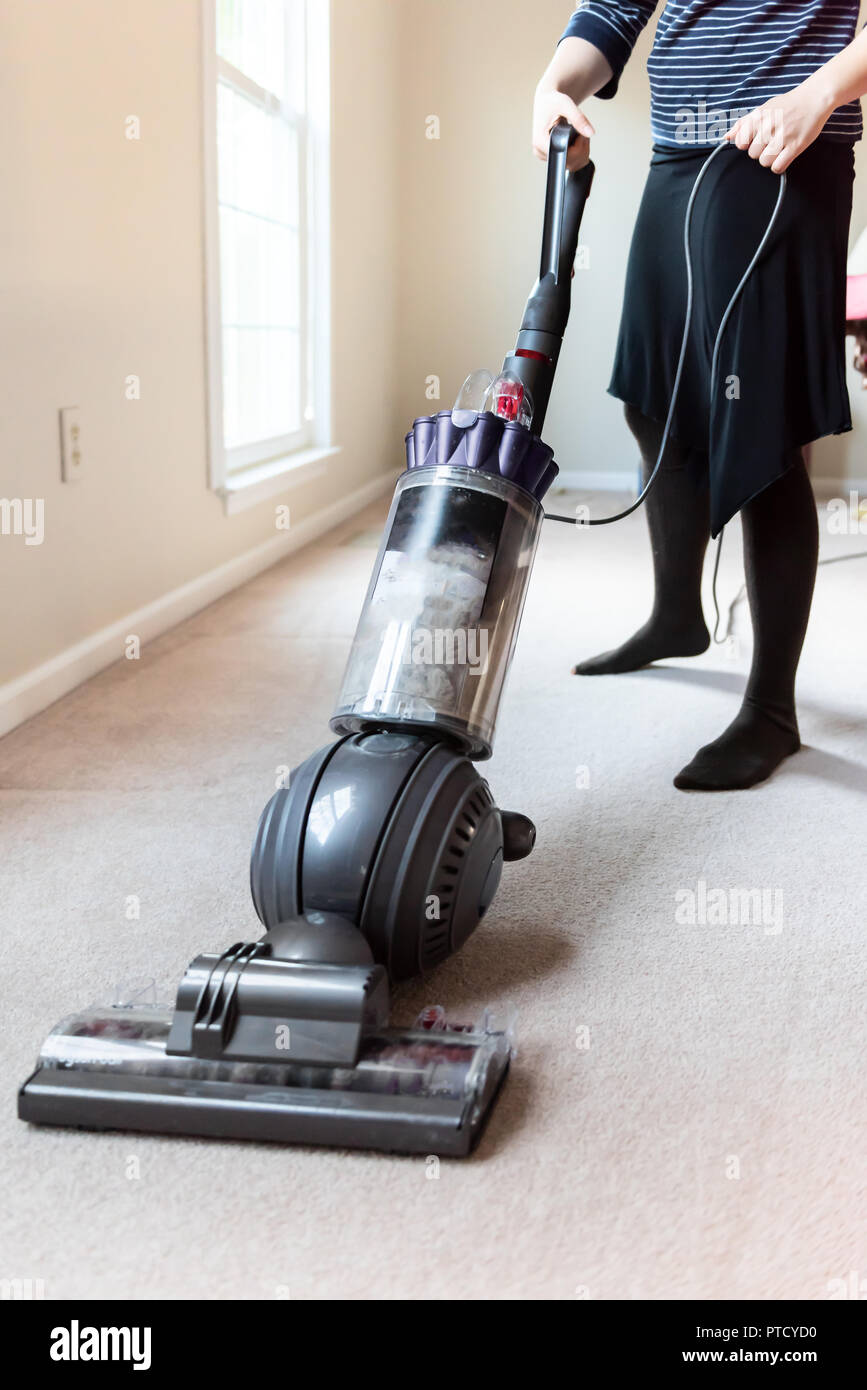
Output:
[545,141,787,527]
[712,546,867,645]
[542,143,867,641]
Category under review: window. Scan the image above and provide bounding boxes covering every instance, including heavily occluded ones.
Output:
[203,0,332,508]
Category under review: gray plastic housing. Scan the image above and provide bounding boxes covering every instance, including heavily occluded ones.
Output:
[250,734,536,982]
[166,943,390,1068]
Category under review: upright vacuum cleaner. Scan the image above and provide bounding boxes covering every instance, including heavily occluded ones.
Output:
[19,123,593,1156]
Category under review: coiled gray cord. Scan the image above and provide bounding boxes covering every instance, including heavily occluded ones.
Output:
[545,141,787,527]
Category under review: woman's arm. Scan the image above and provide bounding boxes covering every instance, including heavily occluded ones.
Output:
[534,5,657,168]
[533,38,612,170]
[726,27,867,173]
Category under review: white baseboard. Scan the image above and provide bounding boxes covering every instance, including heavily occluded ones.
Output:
[812,477,867,499]
[552,469,638,493]
[0,469,398,739]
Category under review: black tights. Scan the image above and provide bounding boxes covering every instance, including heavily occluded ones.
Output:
[574,404,819,790]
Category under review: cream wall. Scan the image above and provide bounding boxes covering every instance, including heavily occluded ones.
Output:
[0,0,401,688]
[394,0,867,488]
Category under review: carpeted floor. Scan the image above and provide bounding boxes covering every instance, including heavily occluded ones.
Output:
[2,490,865,1300]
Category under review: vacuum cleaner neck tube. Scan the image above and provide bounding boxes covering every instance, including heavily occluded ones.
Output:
[330,464,542,759]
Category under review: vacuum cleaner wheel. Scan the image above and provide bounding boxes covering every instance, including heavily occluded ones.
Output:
[250,732,523,982]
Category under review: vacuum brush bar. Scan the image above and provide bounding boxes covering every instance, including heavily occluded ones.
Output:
[19,1006,511,1157]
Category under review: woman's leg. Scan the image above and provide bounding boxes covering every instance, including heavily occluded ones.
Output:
[675,453,818,791]
[573,403,711,674]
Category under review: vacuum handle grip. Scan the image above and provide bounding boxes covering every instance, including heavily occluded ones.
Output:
[502,120,595,435]
[540,117,593,285]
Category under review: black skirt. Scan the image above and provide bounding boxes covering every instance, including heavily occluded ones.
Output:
[609,139,855,534]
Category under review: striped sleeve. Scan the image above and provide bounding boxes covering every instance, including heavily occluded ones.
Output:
[559,3,658,98]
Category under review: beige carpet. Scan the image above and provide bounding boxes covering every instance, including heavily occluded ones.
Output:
[2,490,865,1301]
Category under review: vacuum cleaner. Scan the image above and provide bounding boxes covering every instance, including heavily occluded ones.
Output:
[18,127,789,1156]
[18,122,593,1156]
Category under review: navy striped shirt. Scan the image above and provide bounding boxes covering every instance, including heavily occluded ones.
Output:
[560,1,863,145]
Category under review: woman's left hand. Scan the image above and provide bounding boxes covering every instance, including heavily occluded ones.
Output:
[725,81,834,173]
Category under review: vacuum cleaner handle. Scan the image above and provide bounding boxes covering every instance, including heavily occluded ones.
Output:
[501,118,594,434]
[541,117,591,284]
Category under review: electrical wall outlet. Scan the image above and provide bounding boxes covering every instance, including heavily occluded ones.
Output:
[59,406,83,482]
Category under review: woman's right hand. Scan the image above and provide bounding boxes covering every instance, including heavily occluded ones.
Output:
[532,88,594,170]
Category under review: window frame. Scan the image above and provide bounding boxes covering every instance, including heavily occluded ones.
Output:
[202,0,333,510]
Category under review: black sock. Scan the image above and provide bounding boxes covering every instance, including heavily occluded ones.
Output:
[573,404,710,675]
[675,457,817,791]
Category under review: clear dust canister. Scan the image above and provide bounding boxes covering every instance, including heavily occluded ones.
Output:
[330,464,543,759]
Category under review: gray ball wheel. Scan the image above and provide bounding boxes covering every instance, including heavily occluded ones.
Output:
[250,732,534,982]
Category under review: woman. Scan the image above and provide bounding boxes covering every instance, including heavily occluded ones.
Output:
[534,2,866,790]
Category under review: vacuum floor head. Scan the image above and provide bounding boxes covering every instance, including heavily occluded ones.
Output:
[18,1006,511,1157]
[18,915,513,1157]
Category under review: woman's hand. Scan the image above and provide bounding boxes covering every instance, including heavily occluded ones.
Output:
[532,37,611,170]
[725,80,834,173]
[533,87,594,171]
